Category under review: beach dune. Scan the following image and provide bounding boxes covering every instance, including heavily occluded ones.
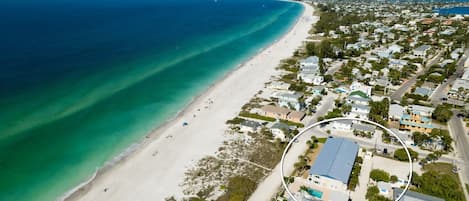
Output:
[65,2,315,201]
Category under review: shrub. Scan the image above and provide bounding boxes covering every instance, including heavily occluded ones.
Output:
[370,169,390,182]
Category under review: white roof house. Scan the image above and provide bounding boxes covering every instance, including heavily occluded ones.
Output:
[350,81,372,97]
[389,59,408,70]
[298,73,323,85]
[389,104,404,120]
[331,120,353,131]
[388,44,403,53]
[240,120,262,133]
[268,81,290,90]
[277,92,304,111]
[375,48,392,58]
[450,48,463,60]
[350,104,371,119]
[413,45,431,57]
[298,56,322,85]
[300,56,320,70]
[390,128,414,146]
[408,105,434,117]
[270,122,290,141]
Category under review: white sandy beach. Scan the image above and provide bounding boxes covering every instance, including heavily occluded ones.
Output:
[65,2,315,201]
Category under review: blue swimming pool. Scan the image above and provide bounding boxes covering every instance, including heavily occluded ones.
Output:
[307,188,324,199]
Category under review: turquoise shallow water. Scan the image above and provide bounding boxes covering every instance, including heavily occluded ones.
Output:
[0,0,302,200]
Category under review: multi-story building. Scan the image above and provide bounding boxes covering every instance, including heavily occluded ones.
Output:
[399,112,433,134]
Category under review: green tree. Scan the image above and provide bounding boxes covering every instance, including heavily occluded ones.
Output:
[305,42,317,56]
[390,175,398,183]
[418,171,465,201]
[370,169,390,182]
[412,132,429,146]
[394,148,418,161]
[432,104,453,122]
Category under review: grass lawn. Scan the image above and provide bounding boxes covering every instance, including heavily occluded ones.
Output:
[317,137,327,143]
[423,162,459,184]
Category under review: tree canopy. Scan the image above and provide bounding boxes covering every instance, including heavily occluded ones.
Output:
[370,169,390,182]
[432,104,453,122]
[394,148,418,161]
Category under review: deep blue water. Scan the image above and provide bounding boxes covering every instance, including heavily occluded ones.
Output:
[0,0,303,200]
[434,6,469,15]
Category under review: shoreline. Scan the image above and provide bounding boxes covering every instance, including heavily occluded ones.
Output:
[62,2,315,201]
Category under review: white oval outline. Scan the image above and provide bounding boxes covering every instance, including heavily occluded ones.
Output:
[280,117,413,201]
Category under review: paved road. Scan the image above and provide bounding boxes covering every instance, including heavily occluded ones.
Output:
[448,114,469,200]
[391,52,442,102]
[430,48,469,106]
[306,93,337,125]
[311,128,461,165]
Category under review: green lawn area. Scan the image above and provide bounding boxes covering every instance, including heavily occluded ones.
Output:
[317,137,327,143]
[239,111,275,122]
[423,162,459,183]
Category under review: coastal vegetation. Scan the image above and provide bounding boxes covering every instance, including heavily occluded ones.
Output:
[348,156,363,190]
[432,104,454,122]
[370,169,391,182]
[393,148,419,161]
[411,162,466,201]
[366,186,392,201]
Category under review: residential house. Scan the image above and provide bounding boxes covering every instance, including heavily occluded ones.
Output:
[239,120,261,133]
[331,120,353,131]
[298,56,323,85]
[270,122,290,141]
[413,87,433,97]
[448,79,469,101]
[408,105,434,117]
[352,123,375,134]
[308,138,359,191]
[375,48,392,59]
[277,92,304,111]
[259,105,305,123]
[350,81,372,97]
[393,188,444,201]
[351,104,371,119]
[300,56,320,69]
[388,44,403,54]
[448,69,469,101]
[388,59,408,70]
[450,48,463,60]
[413,45,431,58]
[422,136,445,151]
[259,105,290,120]
[287,111,306,123]
[268,81,290,90]
[389,104,404,121]
[390,128,414,146]
[310,85,326,96]
[439,27,456,36]
[299,74,324,85]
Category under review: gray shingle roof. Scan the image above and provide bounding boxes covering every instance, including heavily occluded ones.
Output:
[352,123,375,133]
[309,138,359,184]
[393,188,444,201]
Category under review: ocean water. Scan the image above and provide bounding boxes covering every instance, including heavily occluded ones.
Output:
[434,6,469,15]
[0,0,303,201]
